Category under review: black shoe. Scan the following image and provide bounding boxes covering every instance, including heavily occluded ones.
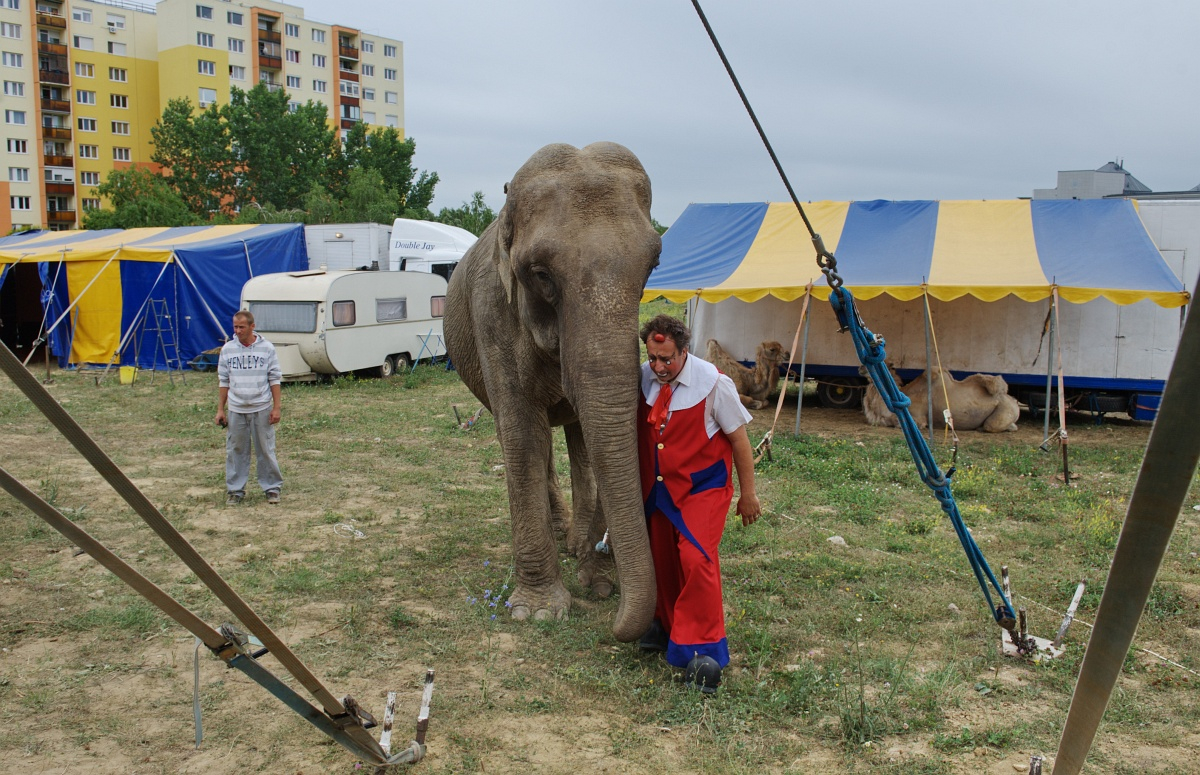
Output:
[684,655,722,694]
[638,620,668,652]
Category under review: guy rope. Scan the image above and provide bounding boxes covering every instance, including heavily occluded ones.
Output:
[0,341,431,768]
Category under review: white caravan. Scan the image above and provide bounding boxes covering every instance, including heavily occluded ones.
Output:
[305,223,393,271]
[240,269,448,380]
[389,218,477,281]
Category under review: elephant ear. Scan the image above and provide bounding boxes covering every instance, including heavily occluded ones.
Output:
[493,201,517,304]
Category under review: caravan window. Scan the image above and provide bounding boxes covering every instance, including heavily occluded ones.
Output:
[248,301,317,333]
[332,300,356,327]
[430,296,445,318]
[376,297,407,322]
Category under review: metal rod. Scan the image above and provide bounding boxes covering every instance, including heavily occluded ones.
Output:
[1043,298,1054,445]
[415,669,435,746]
[793,298,811,436]
[1053,581,1087,649]
[378,691,398,756]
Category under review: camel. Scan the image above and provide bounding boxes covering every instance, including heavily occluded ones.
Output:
[705,339,791,409]
[863,365,1020,432]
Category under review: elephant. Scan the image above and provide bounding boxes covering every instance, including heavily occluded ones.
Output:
[444,142,663,642]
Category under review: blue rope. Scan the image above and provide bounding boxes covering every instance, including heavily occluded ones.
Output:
[828,286,1017,628]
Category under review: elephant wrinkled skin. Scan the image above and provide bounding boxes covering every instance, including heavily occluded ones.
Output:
[444,142,662,642]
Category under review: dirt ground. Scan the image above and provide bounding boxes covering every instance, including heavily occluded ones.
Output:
[0,370,1195,774]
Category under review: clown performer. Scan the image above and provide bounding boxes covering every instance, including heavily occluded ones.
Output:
[636,314,761,693]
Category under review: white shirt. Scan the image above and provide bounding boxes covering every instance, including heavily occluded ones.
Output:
[641,351,751,438]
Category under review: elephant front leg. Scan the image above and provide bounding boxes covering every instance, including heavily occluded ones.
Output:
[565,422,616,599]
[498,411,572,622]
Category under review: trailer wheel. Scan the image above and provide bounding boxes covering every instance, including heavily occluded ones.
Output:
[378,356,396,379]
[1086,393,1129,414]
[394,353,411,373]
[817,378,865,409]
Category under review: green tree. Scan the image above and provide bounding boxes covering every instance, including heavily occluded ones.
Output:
[651,218,668,235]
[357,127,439,217]
[150,98,234,215]
[82,167,197,229]
[436,191,496,236]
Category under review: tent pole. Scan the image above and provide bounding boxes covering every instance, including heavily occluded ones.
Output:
[922,287,934,442]
[172,251,230,340]
[1042,296,1055,446]
[793,286,812,436]
[1053,287,1070,482]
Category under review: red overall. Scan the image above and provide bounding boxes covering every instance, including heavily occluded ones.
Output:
[638,372,734,669]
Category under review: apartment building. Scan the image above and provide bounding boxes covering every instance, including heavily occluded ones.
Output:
[1,0,404,232]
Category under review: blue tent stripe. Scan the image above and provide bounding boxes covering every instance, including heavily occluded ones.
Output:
[1031,199,1183,292]
[835,200,938,286]
[648,202,767,290]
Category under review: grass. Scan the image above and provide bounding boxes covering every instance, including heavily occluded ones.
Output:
[0,336,1198,773]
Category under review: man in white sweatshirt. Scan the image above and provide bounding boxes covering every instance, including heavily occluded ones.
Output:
[215,311,283,505]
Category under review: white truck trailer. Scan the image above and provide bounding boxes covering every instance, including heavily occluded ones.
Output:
[389,218,477,281]
[240,269,448,380]
[305,223,393,271]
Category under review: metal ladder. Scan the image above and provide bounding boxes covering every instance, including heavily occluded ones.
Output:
[144,299,185,384]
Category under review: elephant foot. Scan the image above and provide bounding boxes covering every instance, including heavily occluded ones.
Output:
[508,582,571,622]
[577,551,616,598]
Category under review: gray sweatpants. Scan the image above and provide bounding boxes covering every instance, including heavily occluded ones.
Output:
[226,408,283,495]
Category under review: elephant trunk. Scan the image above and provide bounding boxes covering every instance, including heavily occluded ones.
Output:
[561,302,655,643]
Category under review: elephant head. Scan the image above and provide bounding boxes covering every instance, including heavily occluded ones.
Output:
[445,142,662,642]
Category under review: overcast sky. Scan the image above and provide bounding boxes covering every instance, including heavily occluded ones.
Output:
[318,1,1198,226]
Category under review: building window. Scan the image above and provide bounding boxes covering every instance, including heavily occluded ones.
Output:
[1,51,21,68]
[6,138,27,153]
[111,120,129,135]
[384,91,397,104]
[110,94,127,108]
[196,5,212,19]
[107,41,126,55]
[77,117,96,131]
[384,68,396,81]
[105,13,125,30]
[73,35,93,50]
[76,89,96,104]
[361,111,374,124]
[227,11,242,25]
[384,44,396,57]
[287,101,299,113]
[361,40,373,53]
[4,109,25,124]
[362,88,374,101]
[75,62,94,77]
[312,53,325,68]
[312,79,326,93]
[10,196,30,210]
[228,37,243,53]
[285,23,299,37]
[384,114,397,128]
[79,144,98,158]
[8,167,29,182]
[286,74,300,89]
[361,64,373,77]
[109,67,126,82]
[340,104,359,121]
[230,65,245,80]
[198,60,215,76]
[197,32,214,47]
[113,147,130,161]
[0,22,20,38]
[2,79,21,96]
[82,198,101,210]
[312,29,325,43]
[72,7,91,22]
[198,87,216,107]
[81,171,100,185]
[286,48,299,63]
[339,80,359,97]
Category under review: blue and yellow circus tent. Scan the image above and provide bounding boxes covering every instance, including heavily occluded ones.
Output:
[0,224,307,369]
[646,198,1188,307]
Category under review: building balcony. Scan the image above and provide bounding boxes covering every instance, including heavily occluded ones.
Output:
[339,69,358,82]
[258,55,282,70]
[339,95,359,107]
[47,209,77,224]
[43,154,73,167]
[45,182,74,196]
[258,29,281,44]
[340,118,359,130]
[339,44,358,60]
[42,126,72,140]
[40,97,71,113]
[38,68,70,85]
[262,82,282,92]
[38,41,68,57]
[37,12,67,29]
